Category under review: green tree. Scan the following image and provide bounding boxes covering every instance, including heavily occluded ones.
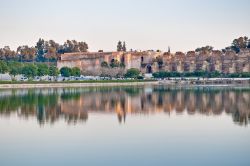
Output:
[44,40,60,61]
[0,48,4,60]
[120,62,126,68]
[117,41,122,52]
[63,40,74,53]
[44,47,58,61]
[0,46,16,61]
[17,45,37,62]
[21,64,38,78]
[35,38,45,61]
[153,71,182,78]
[227,73,240,78]
[49,66,59,77]
[60,67,72,77]
[241,72,250,78]
[152,72,160,78]
[78,42,88,52]
[208,71,221,78]
[231,36,248,53]
[71,67,81,77]
[62,40,88,53]
[122,41,127,52]
[195,70,208,77]
[171,72,181,77]
[125,68,140,78]
[7,61,22,76]
[36,39,61,62]
[37,64,49,76]
[195,46,214,53]
[0,60,9,73]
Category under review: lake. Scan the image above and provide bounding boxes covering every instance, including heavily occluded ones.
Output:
[0,86,249,166]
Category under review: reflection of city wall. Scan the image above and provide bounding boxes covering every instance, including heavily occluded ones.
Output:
[0,87,250,125]
[61,88,250,125]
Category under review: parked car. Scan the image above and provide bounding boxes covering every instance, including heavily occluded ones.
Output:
[33,76,40,82]
[20,77,28,82]
[69,76,76,81]
[56,76,65,82]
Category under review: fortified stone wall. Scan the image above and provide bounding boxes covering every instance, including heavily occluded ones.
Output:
[57,49,250,75]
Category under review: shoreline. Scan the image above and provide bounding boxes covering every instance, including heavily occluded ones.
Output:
[0,81,159,89]
[0,80,250,89]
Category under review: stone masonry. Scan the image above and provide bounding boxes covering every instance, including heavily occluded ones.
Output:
[57,49,250,75]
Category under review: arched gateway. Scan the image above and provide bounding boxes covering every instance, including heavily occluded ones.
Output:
[146,65,152,73]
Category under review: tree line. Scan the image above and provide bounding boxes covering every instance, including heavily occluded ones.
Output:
[0,36,249,64]
[195,36,250,54]
[153,71,250,78]
[0,39,88,62]
[0,60,81,78]
[118,36,250,54]
[0,61,59,78]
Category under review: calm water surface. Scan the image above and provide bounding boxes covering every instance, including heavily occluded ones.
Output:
[0,86,249,166]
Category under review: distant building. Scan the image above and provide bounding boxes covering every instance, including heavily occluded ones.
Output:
[57,48,250,75]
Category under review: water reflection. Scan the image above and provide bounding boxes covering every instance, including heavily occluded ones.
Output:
[0,86,250,126]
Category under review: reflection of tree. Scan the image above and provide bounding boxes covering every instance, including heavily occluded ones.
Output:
[61,91,80,101]
[123,87,141,97]
[0,89,87,125]
[0,87,250,126]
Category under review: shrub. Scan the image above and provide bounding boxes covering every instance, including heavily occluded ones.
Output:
[207,71,221,78]
[192,70,207,77]
[120,62,126,68]
[101,61,109,68]
[60,67,72,77]
[137,75,144,80]
[153,71,181,78]
[125,68,140,78]
[241,72,250,78]
[227,73,240,78]
[71,67,81,77]
[153,70,222,78]
[110,59,120,68]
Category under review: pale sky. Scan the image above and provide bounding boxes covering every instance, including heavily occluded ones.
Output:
[0,0,249,52]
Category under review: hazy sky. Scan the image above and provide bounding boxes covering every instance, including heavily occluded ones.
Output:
[0,0,249,52]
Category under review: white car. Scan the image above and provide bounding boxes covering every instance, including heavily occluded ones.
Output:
[33,76,40,82]
[56,76,65,82]
[20,77,28,82]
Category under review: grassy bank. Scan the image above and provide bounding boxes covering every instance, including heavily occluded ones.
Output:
[0,79,156,84]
